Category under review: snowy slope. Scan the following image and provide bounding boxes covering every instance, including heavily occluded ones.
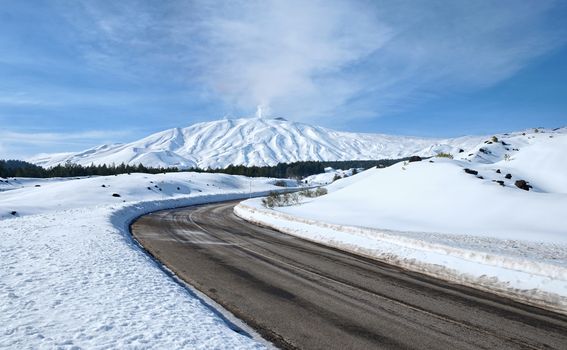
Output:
[458,127,567,193]
[0,172,289,219]
[273,128,567,241]
[0,172,288,348]
[30,117,484,169]
[235,128,567,312]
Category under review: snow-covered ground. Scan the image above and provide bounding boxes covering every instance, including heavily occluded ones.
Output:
[236,128,567,313]
[0,172,286,348]
[301,167,360,186]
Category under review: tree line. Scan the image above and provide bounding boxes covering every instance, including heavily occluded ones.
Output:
[189,158,409,178]
[0,160,179,178]
[1,158,408,179]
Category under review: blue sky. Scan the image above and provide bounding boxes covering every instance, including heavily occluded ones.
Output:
[1,0,566,158]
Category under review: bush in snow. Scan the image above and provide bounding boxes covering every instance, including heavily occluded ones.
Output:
[408,156,422,162]
[505,173,512,179]
[300,189,316,198]
[332,174,342,182]
[263,188,327,208]
[274,180,287,187]
[436,152,453,159]
[491,136,499,142]
[262,191,299,208]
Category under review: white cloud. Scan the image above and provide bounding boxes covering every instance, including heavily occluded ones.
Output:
[0,130,131,146]
[56,0,567,122]
[0,129,133,159]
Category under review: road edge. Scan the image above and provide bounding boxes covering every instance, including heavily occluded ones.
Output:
[234,200,567,315]
[109,193,283,349]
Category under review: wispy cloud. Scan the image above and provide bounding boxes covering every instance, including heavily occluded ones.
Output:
[0,130,132,159]
[58,0,565,123]
[0,130,130,145]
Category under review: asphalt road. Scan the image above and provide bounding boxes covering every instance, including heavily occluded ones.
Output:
[131,200,567,350]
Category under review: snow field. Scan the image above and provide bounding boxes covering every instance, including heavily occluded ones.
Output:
[235,130,567,314]
[0,173,286,349]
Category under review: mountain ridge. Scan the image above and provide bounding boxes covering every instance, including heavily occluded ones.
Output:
[30,117,486,169]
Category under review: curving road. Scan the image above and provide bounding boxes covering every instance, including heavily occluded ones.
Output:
[131,200,567,350]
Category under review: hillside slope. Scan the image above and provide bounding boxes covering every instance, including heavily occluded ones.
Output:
[30,117,484,169]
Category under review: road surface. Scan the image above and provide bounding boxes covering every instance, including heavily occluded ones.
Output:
[131,200,567,350]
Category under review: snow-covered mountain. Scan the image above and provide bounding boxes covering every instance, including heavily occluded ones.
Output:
[31,117,487,169]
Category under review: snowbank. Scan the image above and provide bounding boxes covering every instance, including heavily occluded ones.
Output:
[0,172,282,348]
[280,161,567,242]
[235,131,567,314]
[235,199,567,314]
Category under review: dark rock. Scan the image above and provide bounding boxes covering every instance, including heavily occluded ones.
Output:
[458,149,464,153]
[496,169,501,173]
[147,187,152,190]
[501,141,510,146]
[112,193,121,197]
[477,176,484,179]
[101,184,106,187]
[464,168,478,175]
[493,180,505,186]
[468,153,474,156]
[408,156,422,162]
[35,185,41,187]
[515,180,532,191]
[505,174,512,179]
[177,187,180,190]
[10,211,17,216]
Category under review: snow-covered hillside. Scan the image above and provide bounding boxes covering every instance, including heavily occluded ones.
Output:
[265,127,567,243]
[236,128,567,312]
[0,172,288,348]
[30,117,484,169]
